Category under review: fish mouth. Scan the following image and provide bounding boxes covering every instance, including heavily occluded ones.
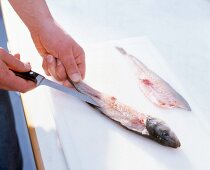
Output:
[146,133,181,148]
[172,140,181,148]
[160,132,181,148]
[161,137,181,148]
[142,130,181,148]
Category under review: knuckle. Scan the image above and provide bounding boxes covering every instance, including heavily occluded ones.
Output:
[73,44,84,54]
[76,54,85,64]
[68,63,78,73]
[69,62,76,68]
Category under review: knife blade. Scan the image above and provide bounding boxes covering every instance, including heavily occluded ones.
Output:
[13,70,99,107]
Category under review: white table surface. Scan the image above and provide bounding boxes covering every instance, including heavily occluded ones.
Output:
[2,0,210,169]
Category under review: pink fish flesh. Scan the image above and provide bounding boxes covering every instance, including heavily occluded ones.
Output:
[115,46,191,111]
[72,81,181,148]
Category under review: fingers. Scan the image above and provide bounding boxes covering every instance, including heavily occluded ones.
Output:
[8,75,36,93]
[0,58,36,92]
[62,52,82,82]
[45,55,60,80]
[44,54,84,83]
[0,48,31,72]
[72,44,86,79]
[75,54,86,79]
[63,79,74,88]
[60,43,86,82]
[42,58,50,76]
[72,44,86,80]
[14,53,20,60]
[43,55,67,81]
[43,48,86,83]
[56,59,67,80]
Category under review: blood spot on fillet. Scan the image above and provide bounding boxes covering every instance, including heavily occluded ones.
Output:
[169,101,177,107]
[159,101,166,106]
[131,118,144,125]
[111,96,116,101]
[169,104,175,107]
[142,79,153,86]
[110,96,117,107]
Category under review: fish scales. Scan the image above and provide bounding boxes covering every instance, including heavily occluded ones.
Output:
[71,81,181,148]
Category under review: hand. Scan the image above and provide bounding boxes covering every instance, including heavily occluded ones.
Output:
[0,48,36,92]
[30,20,86,85]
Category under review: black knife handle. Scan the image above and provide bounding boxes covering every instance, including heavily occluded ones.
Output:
[12,70,39,83]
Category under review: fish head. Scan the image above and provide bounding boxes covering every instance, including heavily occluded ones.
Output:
[146,117,181,148]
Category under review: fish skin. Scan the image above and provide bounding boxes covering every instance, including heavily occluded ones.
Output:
[72,81,181,148]
[115,46,191,111]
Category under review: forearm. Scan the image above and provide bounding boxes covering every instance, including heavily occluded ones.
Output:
[8,0,53,32]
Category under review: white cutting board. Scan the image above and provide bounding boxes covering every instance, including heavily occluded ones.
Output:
[47,37,210,170]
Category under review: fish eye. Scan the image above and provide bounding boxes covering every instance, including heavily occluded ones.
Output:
[161,130,169,137]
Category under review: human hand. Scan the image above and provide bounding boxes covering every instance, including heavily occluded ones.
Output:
[30,19,86,85]
[0,48,36,92]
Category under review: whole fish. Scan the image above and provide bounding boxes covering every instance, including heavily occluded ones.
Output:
[115,46,191,111]
[71,81,181,148]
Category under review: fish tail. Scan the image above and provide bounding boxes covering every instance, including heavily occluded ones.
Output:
[115,46,149,73]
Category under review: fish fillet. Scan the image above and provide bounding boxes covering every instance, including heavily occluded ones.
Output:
[115,46,191,111]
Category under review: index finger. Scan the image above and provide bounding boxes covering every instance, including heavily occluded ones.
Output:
[0,48,30,72]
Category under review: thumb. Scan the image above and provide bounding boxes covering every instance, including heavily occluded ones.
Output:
[9,59,31,72]
[0,49,31,72]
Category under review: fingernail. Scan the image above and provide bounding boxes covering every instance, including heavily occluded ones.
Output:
[70,73,82,82]
[25,62,31,70]
[63,80,72,88]
[46,55,54,63]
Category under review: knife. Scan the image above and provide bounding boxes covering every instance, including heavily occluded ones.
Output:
[12,70,99,107]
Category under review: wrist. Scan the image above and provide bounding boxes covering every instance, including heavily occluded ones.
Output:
[28,15,54,34]
[9,0,54,33]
